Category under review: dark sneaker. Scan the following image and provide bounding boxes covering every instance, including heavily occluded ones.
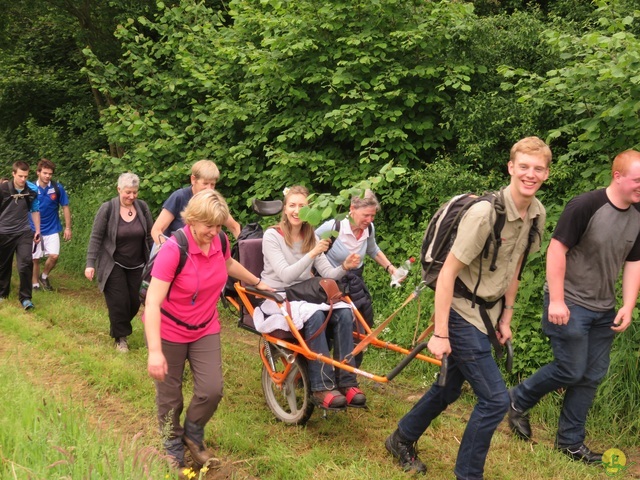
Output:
[22,299,35,311]
[39,274,53,291]
[33,284,41,291]
[508,388,532,440]
[557,444,603,464]
[115,337,129,353]
[385,430,427,474]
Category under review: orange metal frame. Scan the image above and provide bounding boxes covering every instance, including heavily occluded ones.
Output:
[234,282,441,386]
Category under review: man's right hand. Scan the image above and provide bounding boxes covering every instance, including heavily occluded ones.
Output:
[547,300,570,325]
[427,335,451,359]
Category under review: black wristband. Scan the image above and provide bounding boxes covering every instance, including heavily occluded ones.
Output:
[433,334,449,339]
[385,264,392,272]
[249,279,261,287]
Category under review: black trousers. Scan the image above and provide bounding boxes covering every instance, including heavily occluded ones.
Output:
[103,264,143,339]
[0,230,34,303]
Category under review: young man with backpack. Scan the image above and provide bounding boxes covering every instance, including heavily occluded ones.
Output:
[30,158,71,291]
[385,137,551,479]
[150,160,241,246]
[507,150,640,464]
[0,161,41,310]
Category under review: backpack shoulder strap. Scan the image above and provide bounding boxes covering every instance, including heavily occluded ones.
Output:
[173,229,190,277]
[50,180,61,202]
[485,190,507,272]
[325,219,341,254]
[516,216,540,281]
[218,230,228,256]
[0,182,11,217]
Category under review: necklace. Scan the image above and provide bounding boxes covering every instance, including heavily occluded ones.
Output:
[121,204,133,217]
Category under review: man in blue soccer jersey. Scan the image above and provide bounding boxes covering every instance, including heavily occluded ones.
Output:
[30,158,71,292]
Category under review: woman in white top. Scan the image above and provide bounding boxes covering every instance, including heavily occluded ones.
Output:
[261,185,366,409]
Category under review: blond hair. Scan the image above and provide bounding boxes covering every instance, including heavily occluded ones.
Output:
[510,136,552,167]
[191,160,220,182]
[181,189,229,226]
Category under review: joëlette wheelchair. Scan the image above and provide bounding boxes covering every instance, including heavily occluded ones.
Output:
[224,199,442,425]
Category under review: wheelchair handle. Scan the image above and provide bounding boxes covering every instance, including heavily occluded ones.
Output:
[251,199,283,216]
[505,339,514,373]
[386,342,429,381]
[437,354,448,387]
[244,286,284,303]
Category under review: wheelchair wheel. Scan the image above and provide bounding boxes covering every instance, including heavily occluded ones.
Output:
[261,343,314,425]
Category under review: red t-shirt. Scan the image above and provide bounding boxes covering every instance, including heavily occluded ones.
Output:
[146,226,230,343]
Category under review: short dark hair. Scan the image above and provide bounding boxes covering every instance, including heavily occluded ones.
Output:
[12,161,29,173]
[37,158,56,173]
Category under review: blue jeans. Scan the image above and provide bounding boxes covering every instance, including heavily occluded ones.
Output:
[305,308,358,392]
[510,294,616,448]
[397,310,509,480]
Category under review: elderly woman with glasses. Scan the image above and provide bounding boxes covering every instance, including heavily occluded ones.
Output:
[315,190,397,366]
[85,172,154,353]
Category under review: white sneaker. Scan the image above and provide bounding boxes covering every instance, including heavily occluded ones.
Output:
[115,337,129,353]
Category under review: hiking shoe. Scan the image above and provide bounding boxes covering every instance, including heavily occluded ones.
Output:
[183,435,220,468]
[557,444,603,464]
[508,388,532,440]
[385,429,427,474]
[115,337,129,353]
[39,274,53,291]
[22,299,35,311]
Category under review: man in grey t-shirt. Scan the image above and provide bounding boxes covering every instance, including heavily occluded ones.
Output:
[508,150,640,464]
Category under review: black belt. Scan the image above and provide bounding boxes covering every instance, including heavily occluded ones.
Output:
[161,308,214,331]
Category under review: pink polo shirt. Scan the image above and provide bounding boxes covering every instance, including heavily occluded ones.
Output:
[147,226,230,343]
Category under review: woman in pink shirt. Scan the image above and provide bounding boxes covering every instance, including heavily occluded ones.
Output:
[144,190,271,472]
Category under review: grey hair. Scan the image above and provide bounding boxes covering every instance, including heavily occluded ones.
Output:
[351,189,380,211]
[117,172,140,189]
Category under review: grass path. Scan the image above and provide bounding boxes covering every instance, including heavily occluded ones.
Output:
[0,273,638,479]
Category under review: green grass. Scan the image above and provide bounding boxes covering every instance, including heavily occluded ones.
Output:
[0,272,638,479]
[0,349,168,479]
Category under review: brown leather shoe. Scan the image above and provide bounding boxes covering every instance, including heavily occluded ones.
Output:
[182,435,218,467]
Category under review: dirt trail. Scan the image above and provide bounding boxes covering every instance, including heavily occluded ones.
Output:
[0,309,260,479]
[3,281,639,480]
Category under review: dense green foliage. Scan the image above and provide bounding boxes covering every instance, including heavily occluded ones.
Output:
[1,0,639,440]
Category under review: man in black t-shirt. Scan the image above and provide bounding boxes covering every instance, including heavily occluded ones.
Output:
[508,150,640,464]
[0,161,41,309]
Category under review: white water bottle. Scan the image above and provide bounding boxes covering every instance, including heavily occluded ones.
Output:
[390,257,415,287]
